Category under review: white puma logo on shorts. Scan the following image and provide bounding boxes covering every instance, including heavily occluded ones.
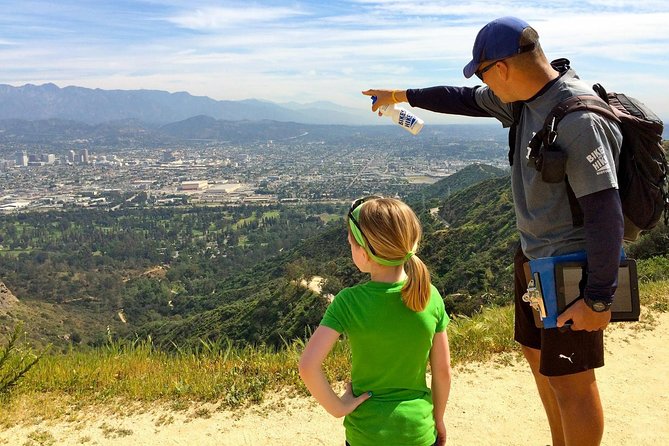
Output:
[559,353,575,364]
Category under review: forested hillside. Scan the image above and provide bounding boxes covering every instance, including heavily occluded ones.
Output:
[0,203,341,347]
[0,164,506,348]
[2,161,667,350]
[128,164,517,347]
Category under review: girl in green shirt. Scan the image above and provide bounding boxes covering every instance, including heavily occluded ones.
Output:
[299,196,452,446]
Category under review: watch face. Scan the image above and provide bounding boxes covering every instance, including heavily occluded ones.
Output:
[592,301,608,312]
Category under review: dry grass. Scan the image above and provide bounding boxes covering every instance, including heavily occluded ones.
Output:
[0,281,666,425]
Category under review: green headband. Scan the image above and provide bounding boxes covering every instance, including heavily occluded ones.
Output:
[348,203,414,267]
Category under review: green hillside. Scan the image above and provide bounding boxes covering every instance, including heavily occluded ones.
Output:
[0,204,342,349]
[132,166,519,348]
[407,163,508,209]
[2,160,666,351]
[423,176,517,313]
[142,160,669,348]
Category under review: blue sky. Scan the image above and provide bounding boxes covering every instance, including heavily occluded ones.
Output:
[1,0,668,123]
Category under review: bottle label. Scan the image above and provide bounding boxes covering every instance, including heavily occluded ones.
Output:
[398,109,417,129]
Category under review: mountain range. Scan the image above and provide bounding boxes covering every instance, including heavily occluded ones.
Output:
[0,114,509,148]
[0,83,379,126]
[2,83,667,140]
[0,83,514,147]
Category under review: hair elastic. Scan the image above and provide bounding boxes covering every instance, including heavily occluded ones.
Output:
[348,203,414,267]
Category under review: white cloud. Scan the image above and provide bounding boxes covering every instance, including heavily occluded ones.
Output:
[1,1,668,119]
[166,6,307,30]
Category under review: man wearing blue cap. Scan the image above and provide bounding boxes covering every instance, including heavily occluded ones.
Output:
[364,16,623,446]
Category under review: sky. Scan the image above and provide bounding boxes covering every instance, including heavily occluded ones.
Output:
[1,0,668,123]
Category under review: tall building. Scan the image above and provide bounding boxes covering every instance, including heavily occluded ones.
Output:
[41,154,56,164]
[68,150,76,163]
[15,151,28,167]
[80,148,89,164]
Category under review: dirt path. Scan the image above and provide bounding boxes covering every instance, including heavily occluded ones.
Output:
[1,313,667,445]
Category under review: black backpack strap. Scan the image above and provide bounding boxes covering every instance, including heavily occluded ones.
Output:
[592,83,610,103]
[528,95,622,226]
[550,95,620,125]
[516,58,572,165]
[529,95,621,164]
[508,101,524,165]
[550,58,571,73]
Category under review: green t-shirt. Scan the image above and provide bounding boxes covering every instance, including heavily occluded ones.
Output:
[320,280,449,446]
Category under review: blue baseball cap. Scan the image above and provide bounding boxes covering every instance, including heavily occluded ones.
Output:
[463,17,532,79]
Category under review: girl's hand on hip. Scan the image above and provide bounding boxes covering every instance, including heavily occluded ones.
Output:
[339,382,372,416]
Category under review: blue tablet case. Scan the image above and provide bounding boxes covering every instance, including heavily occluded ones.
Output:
[525,250,638,329]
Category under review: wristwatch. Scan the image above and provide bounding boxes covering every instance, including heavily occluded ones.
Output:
[584,297,613,313]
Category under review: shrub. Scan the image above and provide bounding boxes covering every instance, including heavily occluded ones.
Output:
[636,256,669,283]
[0,323,49,397]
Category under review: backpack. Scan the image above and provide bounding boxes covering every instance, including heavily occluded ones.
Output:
[509,59,669,241]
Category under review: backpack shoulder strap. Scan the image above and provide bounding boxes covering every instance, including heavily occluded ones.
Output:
[527,95,622,227]
[550,58,571,73]
[549,95,620,128]
[509,58,571,166]
[507,101,524,165]
[528,95,621,161]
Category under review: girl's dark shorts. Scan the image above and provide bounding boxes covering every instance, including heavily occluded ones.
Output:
[514,246,604,377]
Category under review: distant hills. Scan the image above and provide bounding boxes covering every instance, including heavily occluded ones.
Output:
[0,83,378,126]
[0,83,512,147]
[1,83,667,140]
[0,114,508,148]
[0,115,508,149]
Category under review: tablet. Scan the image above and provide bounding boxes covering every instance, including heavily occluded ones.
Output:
[555,259,640,321]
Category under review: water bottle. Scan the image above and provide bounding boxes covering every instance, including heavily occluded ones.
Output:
[372,96,424,135]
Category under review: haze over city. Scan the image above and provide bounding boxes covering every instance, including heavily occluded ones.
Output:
[2,0,668,124]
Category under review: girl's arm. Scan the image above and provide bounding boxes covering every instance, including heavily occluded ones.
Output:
[430,330,452,445]
[299,325,371,418]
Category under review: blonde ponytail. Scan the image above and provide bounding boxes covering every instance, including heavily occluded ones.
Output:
[401,254,431,312]
[353,197,432,312]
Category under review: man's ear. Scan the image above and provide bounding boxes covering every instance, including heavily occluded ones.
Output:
[497,60,510,80]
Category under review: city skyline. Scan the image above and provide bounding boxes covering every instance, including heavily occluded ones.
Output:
[1,1,668,123]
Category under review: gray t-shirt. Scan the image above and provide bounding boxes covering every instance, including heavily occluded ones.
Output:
[474,69,623,259]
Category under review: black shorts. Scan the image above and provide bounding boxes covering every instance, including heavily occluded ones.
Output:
[513,246,604,377]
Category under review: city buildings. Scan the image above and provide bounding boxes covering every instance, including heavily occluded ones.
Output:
[0,128,509,213]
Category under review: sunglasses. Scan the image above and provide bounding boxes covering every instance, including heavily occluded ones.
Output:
[474,43,536,81]
[347,195,383,255]
[475,59,500,80]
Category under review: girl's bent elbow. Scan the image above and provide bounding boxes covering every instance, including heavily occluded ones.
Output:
[331,409,346,418]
